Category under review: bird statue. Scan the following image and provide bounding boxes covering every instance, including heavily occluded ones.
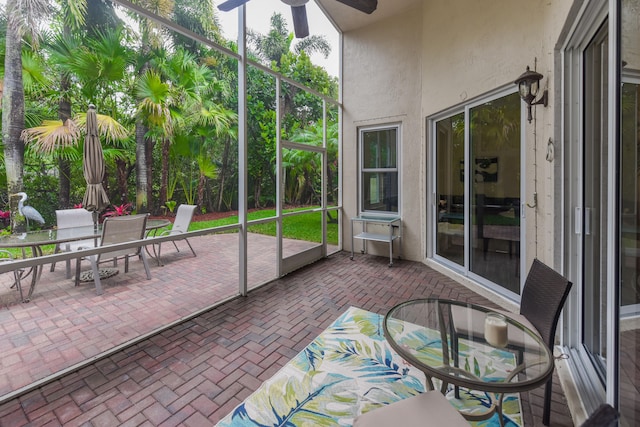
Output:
[14,192,45,230]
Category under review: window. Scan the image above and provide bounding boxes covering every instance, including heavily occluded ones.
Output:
[359,125,399,214]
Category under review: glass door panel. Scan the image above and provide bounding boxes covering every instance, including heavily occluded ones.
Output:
[435,113,465,266]
[469,94,522,294]
[621,81,640,308]
[582,24,608,380]
[619,0,640,422]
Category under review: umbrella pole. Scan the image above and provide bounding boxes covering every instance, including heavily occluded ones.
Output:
[92,211,98,232]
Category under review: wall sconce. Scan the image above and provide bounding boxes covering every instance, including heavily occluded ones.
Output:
[514,66,548,123]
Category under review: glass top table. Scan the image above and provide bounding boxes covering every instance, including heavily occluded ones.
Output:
[383,298,554,425]
[0,219,170,301]
[0,219,170,249]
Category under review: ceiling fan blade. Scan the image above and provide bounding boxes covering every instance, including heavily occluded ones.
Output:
[218,0,251,12]
[335,0,377,14]
[291,6,309,38]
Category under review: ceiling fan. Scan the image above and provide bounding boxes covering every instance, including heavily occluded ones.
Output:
[218,0,378,39]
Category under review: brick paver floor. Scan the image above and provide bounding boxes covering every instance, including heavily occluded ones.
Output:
[0,233,572,426]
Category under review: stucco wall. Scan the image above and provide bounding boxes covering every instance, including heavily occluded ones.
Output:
[419,0,572,268]
[341,0,573,268]
[341,5,424,261]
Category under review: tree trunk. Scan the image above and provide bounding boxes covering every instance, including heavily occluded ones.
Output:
[159,138,170,212]
[216,136,231,211]
[58,158,71,208]
[146,137,155,213]
[135,120,149,213]
[197,173,206,212]
[58,70,72,209]
[115,158,134,205]
[3,2,26,232]
[253,175,263,209]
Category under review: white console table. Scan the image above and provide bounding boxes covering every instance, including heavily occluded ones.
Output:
[350,215,402,267]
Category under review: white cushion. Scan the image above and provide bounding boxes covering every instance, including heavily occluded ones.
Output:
[353,390,469,427]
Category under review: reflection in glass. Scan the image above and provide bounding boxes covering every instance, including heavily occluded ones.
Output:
[435,113,465,266]
[469,94,521,294]
[619,0,640,423]
[361,128,399,213]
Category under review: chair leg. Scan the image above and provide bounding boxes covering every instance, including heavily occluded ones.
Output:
[65,259,72,279]
[13,270,25,303]
[542,376,553,426]
[50,245,61,272]
[184,238,196,257]
[90,259,103,295]
[75,258,82,287]
[140,249,152,280]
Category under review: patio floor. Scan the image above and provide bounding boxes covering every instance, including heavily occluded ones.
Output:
[0,233,573,426]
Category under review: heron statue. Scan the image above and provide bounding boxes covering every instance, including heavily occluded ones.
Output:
[14,192,45,230]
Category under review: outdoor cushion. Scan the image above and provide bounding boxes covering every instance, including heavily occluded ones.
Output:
[352,390,469,427]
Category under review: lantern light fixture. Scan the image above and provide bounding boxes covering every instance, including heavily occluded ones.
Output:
[514,66,548,123]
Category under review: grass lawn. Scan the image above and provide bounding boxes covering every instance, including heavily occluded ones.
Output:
[6,208,339,259]
[189,208,339,245]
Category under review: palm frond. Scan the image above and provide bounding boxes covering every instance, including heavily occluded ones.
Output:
[21,119,81,154]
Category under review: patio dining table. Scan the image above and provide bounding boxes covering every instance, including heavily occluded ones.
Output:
[383,298,553,427]
[0,219,170,301]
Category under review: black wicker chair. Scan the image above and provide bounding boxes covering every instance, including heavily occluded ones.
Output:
[580,404,619,427]
[520,258,573,426]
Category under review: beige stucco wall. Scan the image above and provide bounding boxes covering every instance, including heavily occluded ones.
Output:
[341,0,573,269]
[341,4,424,261]
[419,0,572,268]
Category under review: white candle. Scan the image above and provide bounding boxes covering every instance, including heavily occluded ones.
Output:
[484,313,508,348]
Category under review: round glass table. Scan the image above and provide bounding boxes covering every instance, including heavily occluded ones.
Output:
[383,298,554,425]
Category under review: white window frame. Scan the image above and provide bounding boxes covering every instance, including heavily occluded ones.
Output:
[358,124,401,216]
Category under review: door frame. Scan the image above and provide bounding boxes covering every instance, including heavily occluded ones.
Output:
[427,85,525,299]
[560,0,619,412]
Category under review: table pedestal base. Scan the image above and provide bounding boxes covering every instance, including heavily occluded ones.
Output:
[77,268,119,282]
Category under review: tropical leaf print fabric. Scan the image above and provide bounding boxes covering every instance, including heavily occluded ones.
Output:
[216,307,522,427]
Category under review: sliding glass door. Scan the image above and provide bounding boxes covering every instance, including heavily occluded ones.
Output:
[433,91,522,296]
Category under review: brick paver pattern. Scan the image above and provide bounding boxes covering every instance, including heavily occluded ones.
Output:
[0,233,572,426]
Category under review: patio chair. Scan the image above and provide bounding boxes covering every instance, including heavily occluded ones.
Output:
[449,258,572,425]
[154,204,197,265]
[519,259,572,426]
[74,214,151,295]
[1,249,24,302]
[352,390,469,426]
[580,403,618,427]
[51,208,95,279]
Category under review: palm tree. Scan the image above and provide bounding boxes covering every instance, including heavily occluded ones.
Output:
[46,26,136,205]
[248,13,330,67]
[126,0,174,214]
[172,0,222,55]
[134,68,173,211]
[22,110,129,155]
[2,0,49,231]
[51,0,88,208]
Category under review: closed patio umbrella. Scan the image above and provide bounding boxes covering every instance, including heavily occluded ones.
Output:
[82,104,109,229]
